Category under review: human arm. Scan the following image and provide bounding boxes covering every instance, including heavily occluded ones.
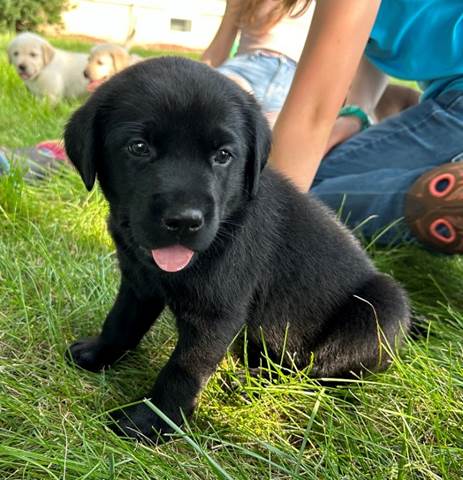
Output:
[201,0,241,67]
[270,0,381,191]
[325,55,388,153]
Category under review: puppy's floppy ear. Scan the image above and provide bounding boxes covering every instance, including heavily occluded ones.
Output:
[41,41,55,65]
[245,100,272,199]
[111,47,130,73]
[64,100,99,191]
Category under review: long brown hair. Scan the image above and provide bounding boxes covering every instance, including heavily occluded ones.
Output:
[281,0,313,16]
[239,0,313,32]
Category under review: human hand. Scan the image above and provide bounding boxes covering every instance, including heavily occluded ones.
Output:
[324,116,362,155]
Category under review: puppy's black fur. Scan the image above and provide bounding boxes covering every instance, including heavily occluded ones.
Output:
[64,57,410,441]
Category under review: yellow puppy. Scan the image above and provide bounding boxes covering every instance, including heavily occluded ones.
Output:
[7,32,88,102]
[84,44,142,92]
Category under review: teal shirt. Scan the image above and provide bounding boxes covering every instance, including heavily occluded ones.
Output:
[365,0,463,99]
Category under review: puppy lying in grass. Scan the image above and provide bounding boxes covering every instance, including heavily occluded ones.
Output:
[64,57,411,442]
[7,32,88,103]
[84,43,141,92]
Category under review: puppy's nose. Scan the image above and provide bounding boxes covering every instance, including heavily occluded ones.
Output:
[18,64,26,72]
[83,69,89,79]
[162,209,205,233]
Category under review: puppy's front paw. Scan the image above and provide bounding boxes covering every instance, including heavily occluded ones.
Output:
[109,403,174,443]
[65,336,124,372]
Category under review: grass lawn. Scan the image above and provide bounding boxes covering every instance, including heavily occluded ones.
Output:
[1,33,462,479]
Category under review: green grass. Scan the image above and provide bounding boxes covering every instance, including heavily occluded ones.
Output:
[1,32,463,479]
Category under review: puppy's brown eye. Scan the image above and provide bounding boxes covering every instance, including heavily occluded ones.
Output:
[30,52,37,58]
[97,59,103,66]
[128,141,150,156]
[213,149,232,165]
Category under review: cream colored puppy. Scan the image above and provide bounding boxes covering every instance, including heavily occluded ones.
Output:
[7,32,89,103]
[84,44,142,92]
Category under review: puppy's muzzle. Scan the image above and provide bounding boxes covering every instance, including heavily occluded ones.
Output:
[161,208,205,234]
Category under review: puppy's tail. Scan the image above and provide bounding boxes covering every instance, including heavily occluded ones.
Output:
[310,273,411,378]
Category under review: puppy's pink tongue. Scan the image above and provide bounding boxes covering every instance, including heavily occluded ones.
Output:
[151,245,194,272]
[87,79,105,92]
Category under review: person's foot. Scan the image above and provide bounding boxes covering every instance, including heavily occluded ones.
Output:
[26,141,68,179]
[405,162,463,254]
[0,141,68,180]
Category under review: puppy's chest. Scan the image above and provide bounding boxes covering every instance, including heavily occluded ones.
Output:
[165,276,227,313]
[26,77,48,95]
[164,267,249,320]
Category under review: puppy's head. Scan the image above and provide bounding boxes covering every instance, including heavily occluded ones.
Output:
[84,44,131,91]
[7,32,54,81]
[65,57,271,272]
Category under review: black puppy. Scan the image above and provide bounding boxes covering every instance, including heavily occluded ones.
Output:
[64,57,410,441]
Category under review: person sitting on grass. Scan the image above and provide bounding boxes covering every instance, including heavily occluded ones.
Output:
[202,0,419,127]
[270,0,463,254]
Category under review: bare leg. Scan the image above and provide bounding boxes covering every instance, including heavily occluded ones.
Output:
[225,73,253,94]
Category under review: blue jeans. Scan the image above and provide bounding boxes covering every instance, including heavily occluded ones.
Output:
[217,51,296,113]
[311,90,463,245]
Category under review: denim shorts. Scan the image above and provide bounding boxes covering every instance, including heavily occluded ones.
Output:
[217,50,297,113]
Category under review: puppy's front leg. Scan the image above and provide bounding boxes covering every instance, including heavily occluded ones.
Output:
[110,312,245,441]
[66,277,165,372]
